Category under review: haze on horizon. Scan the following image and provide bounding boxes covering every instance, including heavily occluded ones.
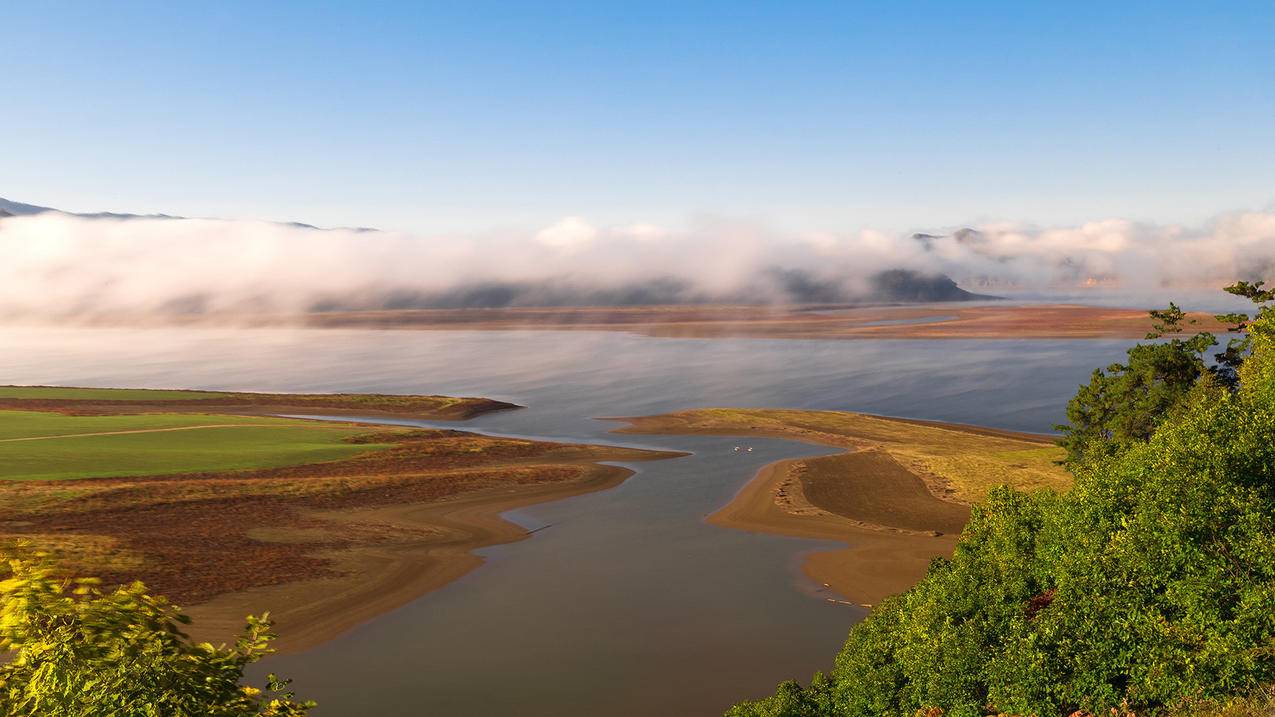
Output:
[1,197,1272,321]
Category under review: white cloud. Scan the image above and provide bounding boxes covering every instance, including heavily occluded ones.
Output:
[0,206,1272,321]
[534,216,598,250]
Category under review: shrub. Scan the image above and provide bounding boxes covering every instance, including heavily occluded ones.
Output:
[0,549,313,716]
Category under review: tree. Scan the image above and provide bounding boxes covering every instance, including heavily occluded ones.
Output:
[1214,280,1275,388]
[0,549,314,716]
[730,285,1275,716]
[1057,285,1275,463]
[1056,301,1217,462]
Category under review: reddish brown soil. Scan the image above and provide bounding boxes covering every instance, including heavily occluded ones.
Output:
[299,303,1229,340]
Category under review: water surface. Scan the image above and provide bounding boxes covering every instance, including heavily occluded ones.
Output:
[0,327,1134,715]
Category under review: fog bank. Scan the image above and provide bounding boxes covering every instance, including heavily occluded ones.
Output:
[2,208,1272,321]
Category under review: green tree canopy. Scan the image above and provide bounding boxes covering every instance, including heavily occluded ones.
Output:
[1058,285,1274,462]
[731,287,1275,716]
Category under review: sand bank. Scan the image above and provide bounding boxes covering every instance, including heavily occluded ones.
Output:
[615,409,1069,606]
[186,461,635,652]
[708,457,961,606]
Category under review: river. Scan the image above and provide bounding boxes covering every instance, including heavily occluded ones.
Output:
[0,326,1134,715]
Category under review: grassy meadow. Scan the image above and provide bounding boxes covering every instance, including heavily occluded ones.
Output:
[0,384,527,481]
[0,409,389,481]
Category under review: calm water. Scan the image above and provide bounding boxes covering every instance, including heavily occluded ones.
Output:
[0,327,1135,715]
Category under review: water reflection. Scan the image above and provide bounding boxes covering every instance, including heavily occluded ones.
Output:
[0,327,1133,715]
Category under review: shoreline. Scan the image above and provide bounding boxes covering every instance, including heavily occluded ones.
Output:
[707,457,959,607]
[0,389,684,654]
[614,410,1067,607]
[186,460,636,653]
[0,387,520,421]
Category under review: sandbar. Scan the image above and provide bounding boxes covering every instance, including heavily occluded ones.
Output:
[615,409,1069,606]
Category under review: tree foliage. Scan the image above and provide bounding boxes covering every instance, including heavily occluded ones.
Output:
[0,550,314,716]
[730,286,1275,716]
[1057,285,1274,463]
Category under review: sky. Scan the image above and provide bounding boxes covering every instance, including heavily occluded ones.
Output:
[4,1,1275,235]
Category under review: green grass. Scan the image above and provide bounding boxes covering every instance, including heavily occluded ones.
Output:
[0,386,230,401]
[0,410,391,481]
[0,411,275,440]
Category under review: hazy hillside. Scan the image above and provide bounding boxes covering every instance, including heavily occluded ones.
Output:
[0,197,995,312]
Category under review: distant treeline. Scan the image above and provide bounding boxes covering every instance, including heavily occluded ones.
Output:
[729,283,1275,716]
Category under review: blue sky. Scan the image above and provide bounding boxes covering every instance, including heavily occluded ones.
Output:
[4,1,1274,234]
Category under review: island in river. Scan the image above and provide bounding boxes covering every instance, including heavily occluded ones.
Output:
[614,408,1071,606]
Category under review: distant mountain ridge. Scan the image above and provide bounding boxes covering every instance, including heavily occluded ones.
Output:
[0,197,377,232]
[309,268,997,311]
[0,198,57,216]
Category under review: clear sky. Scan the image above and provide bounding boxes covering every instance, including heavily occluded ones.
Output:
[4,1,1274,234]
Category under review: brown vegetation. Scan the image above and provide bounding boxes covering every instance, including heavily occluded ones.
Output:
[302,303,1230,340]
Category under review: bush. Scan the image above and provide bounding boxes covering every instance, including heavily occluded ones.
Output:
[0,549,314,716]
[730,288,1275,716]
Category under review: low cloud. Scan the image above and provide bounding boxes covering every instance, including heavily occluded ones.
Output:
[1,207,1272,322]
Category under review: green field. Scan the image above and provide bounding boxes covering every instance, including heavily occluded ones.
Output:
[0,410,390,481]
[0,386,231,401]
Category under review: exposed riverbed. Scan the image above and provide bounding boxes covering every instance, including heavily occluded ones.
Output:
[0,327,1134,715]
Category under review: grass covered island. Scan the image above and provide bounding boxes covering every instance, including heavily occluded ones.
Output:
[0,385,680,650]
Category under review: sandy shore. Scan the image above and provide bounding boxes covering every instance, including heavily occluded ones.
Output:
[616,409,1068,607]
[708,458,959,606]
[186,461,634,652]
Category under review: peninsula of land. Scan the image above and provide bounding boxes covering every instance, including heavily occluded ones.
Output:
[615,409,1071,606]
[0,386,680,651]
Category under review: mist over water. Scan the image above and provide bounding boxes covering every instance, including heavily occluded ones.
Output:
[0,326,1137,715]
[1,207,1272,320]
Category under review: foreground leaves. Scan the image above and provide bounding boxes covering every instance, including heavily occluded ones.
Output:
[0,550,313,716]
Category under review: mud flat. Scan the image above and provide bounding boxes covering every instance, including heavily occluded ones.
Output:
[183,457,646,651]
[0,387,680,651]
[614,408,1070,606]
[300,303,1227,340]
